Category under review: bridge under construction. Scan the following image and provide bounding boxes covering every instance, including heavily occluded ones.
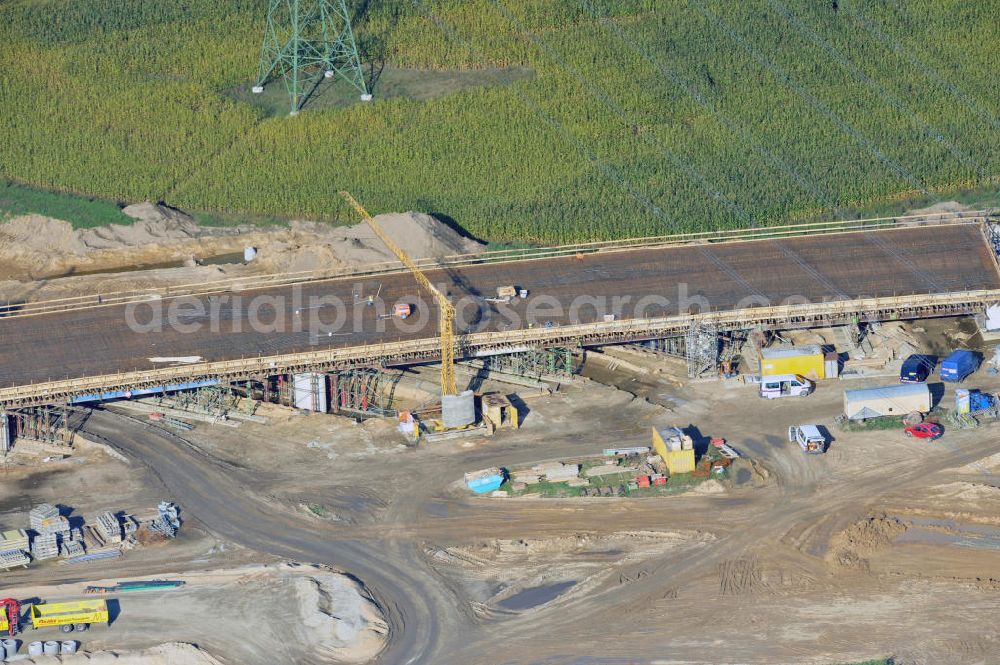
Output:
[0,213,998,408]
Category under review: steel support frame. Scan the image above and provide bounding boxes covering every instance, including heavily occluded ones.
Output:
[7,406,73,446]
[475,347,574,379]
[330,368,395,416]
[256,0,367,114]
[685,322,718,379]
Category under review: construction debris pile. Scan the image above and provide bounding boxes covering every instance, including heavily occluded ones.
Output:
[468,427,739,499]
[0,501,181,570]
[110,385,266,430]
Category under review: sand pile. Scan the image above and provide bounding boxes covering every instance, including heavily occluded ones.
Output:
[122,202,197,226]
[684,478,726,495]
[84,203,201,250]
[0,214,88,256]
[258,212,484,273]
[293,572,389,663]
[906,200,972,216]
[933,481,1000,502]
[17,643,221,664]
[0,210,202,257]
[0,213,217,281]
[0,206,485,288]
[839,515,907,554]
[828,514,907,569]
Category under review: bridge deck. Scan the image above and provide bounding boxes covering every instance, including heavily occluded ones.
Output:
[0,223,997,389]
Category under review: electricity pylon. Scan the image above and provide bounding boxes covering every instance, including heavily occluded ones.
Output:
[253,0,370,116]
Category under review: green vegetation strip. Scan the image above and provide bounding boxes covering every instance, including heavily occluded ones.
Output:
[837,415,908,432]
[2,2,999,238]
[0,181,131,228]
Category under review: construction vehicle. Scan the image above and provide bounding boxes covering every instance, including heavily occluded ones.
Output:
[29,599,109,633]
[941,349,981,382]
[0,598,20,636]
[485,285,519,304]
[1,598,109,635]
[788,425,826,454]
[340,192,457,396]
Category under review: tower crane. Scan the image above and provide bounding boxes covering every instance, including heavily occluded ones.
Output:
[338,192,458,396]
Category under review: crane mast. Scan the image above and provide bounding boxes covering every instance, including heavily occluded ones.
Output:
[338,192,458,396]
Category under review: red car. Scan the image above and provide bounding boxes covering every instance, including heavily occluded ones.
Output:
[904,423,943,440]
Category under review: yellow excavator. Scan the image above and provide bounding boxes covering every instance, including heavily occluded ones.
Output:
[338,192,457,397]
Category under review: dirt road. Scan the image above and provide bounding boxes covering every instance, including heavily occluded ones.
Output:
[75,369,1000,665]
[79,409,454,665]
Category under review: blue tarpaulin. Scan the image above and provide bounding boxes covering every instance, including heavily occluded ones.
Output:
[69,379,219,404]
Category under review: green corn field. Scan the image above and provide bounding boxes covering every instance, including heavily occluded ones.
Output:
[1,1,998,242]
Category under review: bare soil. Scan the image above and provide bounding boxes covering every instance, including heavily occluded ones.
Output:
[5,564,387,664]
[0,207,483,301]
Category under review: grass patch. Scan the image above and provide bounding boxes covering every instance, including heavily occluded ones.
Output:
[838,409,947,433]
[307,504,331,518]
[0,180,290,230]
[0,180,131,228]
[228,66,533,119]
[837,415,908,432]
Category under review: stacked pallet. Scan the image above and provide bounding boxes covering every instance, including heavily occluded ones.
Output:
[0,528,29,553]
[95,512,122,544]
[30,503,70,542]
[29,503,60,531]
[0,549,29,570]
[31,532,58,560]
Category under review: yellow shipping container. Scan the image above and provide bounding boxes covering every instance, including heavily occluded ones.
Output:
[651,426,696,474]
[760,345,826,380]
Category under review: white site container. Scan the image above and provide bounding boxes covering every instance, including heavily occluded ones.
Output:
[843,383,931,420]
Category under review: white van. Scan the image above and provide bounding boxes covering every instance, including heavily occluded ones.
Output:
[759,374,814,399]
[788,424,826,453]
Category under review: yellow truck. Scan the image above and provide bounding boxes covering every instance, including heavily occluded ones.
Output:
[29,599,109,633]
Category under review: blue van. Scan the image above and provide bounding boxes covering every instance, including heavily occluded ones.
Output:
[900,354,935,383]
[940,350,981,382]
